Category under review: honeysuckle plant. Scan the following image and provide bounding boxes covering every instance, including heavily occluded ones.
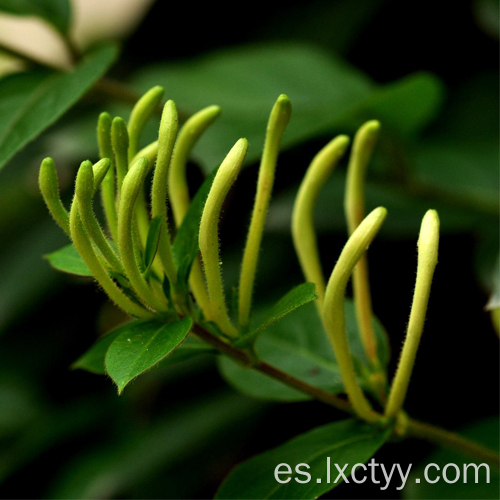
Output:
[40,87,499,498]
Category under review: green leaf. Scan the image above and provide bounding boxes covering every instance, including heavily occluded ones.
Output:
[72,327,125,375]
[74,328,214,376]
[218,300,389,401]
[143,215,163,275]
[0,0,71,33]
[235,282,317,347]
[0,43,117,170]
[404,417,499,499]
[45,244,92,276]
[216,419,390,499]
[132,44,371,171]
[105,318,193,393]
[364,72,444,137]
[132,44,443,173]
[172,170,216,284]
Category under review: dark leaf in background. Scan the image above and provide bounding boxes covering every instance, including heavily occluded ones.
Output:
[216,418,390,499]
[404,417,499,499]
[48,392,266,499]
[132,43,443,172]
[0,43,117,170]
[219,301,389,401]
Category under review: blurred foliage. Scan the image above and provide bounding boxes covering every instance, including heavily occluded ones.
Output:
[0,0,497,498]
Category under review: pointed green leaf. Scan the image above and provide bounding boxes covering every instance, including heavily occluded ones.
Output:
[0,0,71,33]
[216,419,390,499]
[45,244,92,276]
[105,317,193,393]
[235,283,317,347]
[73,328,213,376]
[0,43,118,170]
[219,301,389,401]
[72,326,124,374]
[172,169,216,285]
[143,215,163,274]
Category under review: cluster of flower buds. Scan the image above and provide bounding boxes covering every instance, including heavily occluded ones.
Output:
[39,87,440,425]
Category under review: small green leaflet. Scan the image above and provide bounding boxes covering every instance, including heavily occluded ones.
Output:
[73,325,214,376]
[143,215,163,275]
[45,244,92,276]
[172,169,216,285]
[0,43,118,170]
[235,282,317,347]
[219,300,389,401]
[105,317,193,393]
[216,419,390,499]
[0,0,71,33]
[72,326,125,374]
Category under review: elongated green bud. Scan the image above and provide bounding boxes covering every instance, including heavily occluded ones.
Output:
[385,210,440,419]
[127,85,164,160]
[92,158,111,193]
[345,120,381,367]
[323,207,387,423]
[111,117,129,189]
[168,105,221,319]
[118,157,169,313]
[238,95,291,328]
[97,112,118,240]
[75,161,123,273]
[169,105,221,226]
[292,135,350,310]
[39,157,70,235]
[69,197,152,319]
[200,138,248,337]
[151,100,179,285]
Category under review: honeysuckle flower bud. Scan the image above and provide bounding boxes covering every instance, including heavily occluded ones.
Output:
[97,111,118,240]
[75,160,123,273]
[238,94,291,329]
[385,209,440,419]
[118,157,169,313]
[39,157,70,235]
[127,85,164,160]
[169,104,221,318]
[111,117,130,190]
[92,157,111,193]
[345,120,382,371]
[169,105,222,227]
[200,138,248,337]
[323,206,387,423]
[292,135,350,310]
[69,185,152,320]
[151,100,179,286]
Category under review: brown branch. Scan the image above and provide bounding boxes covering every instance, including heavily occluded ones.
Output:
[191,323,499,468]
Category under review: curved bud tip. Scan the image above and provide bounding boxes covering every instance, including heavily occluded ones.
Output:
[363,119,381,134]
[332,134,351,156]
[365,205,387,230]
[222,138,248,174]
[39,157,58,197]
[159,100,178,132]
[76,160,95,200]
[418,209,440,265]
[98,112,112,127]
[273,94,292,127]
[206,104,222,118]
